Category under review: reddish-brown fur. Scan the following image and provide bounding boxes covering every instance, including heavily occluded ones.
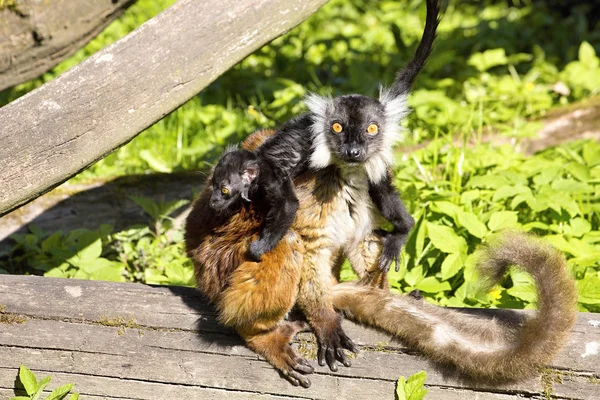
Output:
[185,130,578,386]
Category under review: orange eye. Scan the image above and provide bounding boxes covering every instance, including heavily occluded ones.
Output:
[332,122,343,133]
[367,124,379,135]
[221,186,229,195]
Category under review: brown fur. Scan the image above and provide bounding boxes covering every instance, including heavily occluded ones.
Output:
[186,129,577,385]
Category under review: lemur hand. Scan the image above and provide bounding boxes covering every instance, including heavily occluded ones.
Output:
[376,230,405,273]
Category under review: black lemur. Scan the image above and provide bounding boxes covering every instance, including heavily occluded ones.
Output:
[212,0,439,267]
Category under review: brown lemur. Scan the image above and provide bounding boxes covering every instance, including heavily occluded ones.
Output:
[188,129,577,387]
[186,0,577,388]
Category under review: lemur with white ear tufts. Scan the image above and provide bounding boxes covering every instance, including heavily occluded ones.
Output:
[236,0,440,265]
[187,0,578,387]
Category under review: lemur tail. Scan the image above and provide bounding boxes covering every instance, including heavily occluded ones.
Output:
[388,0,441,98]
[332,232,578,381]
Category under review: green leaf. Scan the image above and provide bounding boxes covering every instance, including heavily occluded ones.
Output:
[492,184,531,202]
[165,263,194,286]
[32,375,52,400]
[430,201,460,219]
[565,161,591,182]
[507,270,537,303]
[139,150,172,173]
[41,232,62,253]
[8,397,31,400]
[460,189,481,205]
[487,211,519,232]
[467,175,509,189]
[45,383,74,400]
[577,275,600,304]
[69,394,80,400]
[456,211,487,239]
[82,258,124,282]
[427,223,467,254]
[579,41,599,68]
[396,371,428,400]
[404,263,425,287]
[415,277,451,293]
[440,253,464,281]
[468,48,508,72]
[18,365,38,396]
[130,196,161,220]
[583,142,600,167]
[159,199,190,218]
[29,224,45,238]
[564,218,592,238]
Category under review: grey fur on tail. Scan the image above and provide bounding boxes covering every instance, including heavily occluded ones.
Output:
[333,231,578,381]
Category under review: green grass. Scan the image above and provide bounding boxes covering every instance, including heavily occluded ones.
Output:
[1,0,599,310]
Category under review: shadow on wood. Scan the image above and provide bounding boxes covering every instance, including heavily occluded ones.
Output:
[0,275,598,399]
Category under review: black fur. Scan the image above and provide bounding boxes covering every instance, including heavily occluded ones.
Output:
[321,95,387,165]
[210,0,439,267]
[389,0,441,98]
[369,172,415,272]
[246,114,314,260]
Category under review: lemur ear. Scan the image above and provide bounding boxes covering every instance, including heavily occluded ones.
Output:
[242,164,259,184]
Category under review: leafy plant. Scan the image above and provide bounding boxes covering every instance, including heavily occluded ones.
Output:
[386,138,600,312]
[10,365,78,400]
[396,371,428,400]
[0,197,194,287]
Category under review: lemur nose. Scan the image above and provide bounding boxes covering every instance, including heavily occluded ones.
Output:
[347,148,362,159]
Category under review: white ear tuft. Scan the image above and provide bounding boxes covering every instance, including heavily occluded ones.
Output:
[304,93,332,118]
[305,93,334,169]
[223,144,239,154]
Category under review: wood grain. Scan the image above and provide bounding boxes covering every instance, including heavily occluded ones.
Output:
[0,0,137,91]
[0,0,328,217]
[0,275,598,399]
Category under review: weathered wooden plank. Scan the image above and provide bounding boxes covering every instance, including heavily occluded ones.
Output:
[0,0,137,91]
[1,275,598,374]
[0,275,598,398]
[0,369,307,400]
[0,318,593,399]
[0,0,328,217]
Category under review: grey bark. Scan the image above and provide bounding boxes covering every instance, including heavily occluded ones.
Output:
[0,0,138,91]
[0,0,328,217]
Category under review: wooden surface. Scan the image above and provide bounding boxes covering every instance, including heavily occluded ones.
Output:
[0,0,137,91]
[0,0,327,217]
[0,275,598,399]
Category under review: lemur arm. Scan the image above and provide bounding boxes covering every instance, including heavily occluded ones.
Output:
[246,115,311,261]
[247,171,299,261]
[368,172,414,272]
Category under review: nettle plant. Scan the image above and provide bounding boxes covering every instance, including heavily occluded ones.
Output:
[0,198,194,287]
[385,138,600,312]
[10,365,78,400]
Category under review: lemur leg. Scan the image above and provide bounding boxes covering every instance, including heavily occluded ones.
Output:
[216,234,313,387]
[345,232,389,289]
[295,247,359,372]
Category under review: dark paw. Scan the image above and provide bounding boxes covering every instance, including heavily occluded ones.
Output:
[316,326,359,372]
[408,289,423,300]
[282,347,314,388]
[377,231,403,273]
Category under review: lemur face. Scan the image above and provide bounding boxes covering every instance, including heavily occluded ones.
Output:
[323,95,387,165]
[306,91,409,183]
[210,150,258,212]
